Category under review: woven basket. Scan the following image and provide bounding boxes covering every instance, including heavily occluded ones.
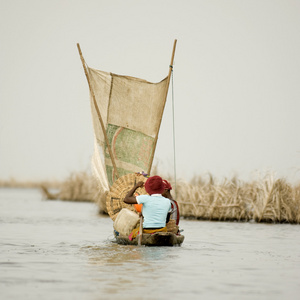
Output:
[106,173,148,221]
[166,219,179,234]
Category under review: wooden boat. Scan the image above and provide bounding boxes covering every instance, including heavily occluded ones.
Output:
[114,231,185,247]
[77,40,184,246]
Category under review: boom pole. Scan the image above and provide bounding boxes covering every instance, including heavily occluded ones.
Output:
[77,43,120,181]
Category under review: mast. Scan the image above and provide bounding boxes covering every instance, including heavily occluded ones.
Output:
[147,39,177,175]
[77,43,120,180]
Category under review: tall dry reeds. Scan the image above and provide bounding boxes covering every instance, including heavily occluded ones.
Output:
[3,170,300,223]
[175,175,252,221]
[175,173,300,224]
[40,171,108,214]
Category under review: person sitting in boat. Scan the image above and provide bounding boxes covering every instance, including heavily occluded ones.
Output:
[124,175,171,240]
[162,179,180,226]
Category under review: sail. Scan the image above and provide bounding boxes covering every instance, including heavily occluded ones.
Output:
[88,68,169,186]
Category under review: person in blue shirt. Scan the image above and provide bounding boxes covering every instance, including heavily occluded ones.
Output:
[124,175,171,235]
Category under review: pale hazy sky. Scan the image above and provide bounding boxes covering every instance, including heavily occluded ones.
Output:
[1,0,300,183]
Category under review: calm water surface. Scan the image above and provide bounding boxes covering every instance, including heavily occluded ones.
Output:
[1,188,299,299]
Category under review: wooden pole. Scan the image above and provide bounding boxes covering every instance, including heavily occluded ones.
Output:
[138,215,143,246]
[76,43,119,180]
[147,39,177,175]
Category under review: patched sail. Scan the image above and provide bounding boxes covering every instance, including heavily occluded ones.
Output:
[88,68,169,186]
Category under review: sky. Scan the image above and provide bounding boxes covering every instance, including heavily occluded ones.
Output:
[1,0,300,183]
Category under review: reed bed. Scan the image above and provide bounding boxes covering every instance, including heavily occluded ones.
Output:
[2,171,300,223]
[39,172,108,214]
[175,174,300,224]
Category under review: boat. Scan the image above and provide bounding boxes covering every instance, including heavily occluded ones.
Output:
[108,173,184,246]
[114,231,184,247]
[77,40,184,246]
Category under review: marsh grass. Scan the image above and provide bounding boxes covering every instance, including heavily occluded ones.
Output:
[175,173,300,224]
[39,172,108,214]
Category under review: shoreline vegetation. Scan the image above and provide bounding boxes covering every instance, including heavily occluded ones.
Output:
[1,172,299,224]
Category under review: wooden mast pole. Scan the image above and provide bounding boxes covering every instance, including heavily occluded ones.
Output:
[76,43,119,180]
[147,39,177,175]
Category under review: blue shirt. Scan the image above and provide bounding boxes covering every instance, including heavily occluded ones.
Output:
[136,194,171,228]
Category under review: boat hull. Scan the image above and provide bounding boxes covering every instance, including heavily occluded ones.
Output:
[114,231,184,247]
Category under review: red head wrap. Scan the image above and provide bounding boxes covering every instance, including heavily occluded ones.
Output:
[162,179,172,191]
[145,176,165,195]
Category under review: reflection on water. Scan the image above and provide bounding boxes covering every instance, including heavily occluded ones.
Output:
[1,188,300,300]
[84,243,176,266]
[82,243,176,296]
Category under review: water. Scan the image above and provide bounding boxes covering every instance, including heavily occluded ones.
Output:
[1,188,300,300]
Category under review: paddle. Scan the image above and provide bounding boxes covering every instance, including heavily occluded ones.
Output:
[138,214,143,246]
